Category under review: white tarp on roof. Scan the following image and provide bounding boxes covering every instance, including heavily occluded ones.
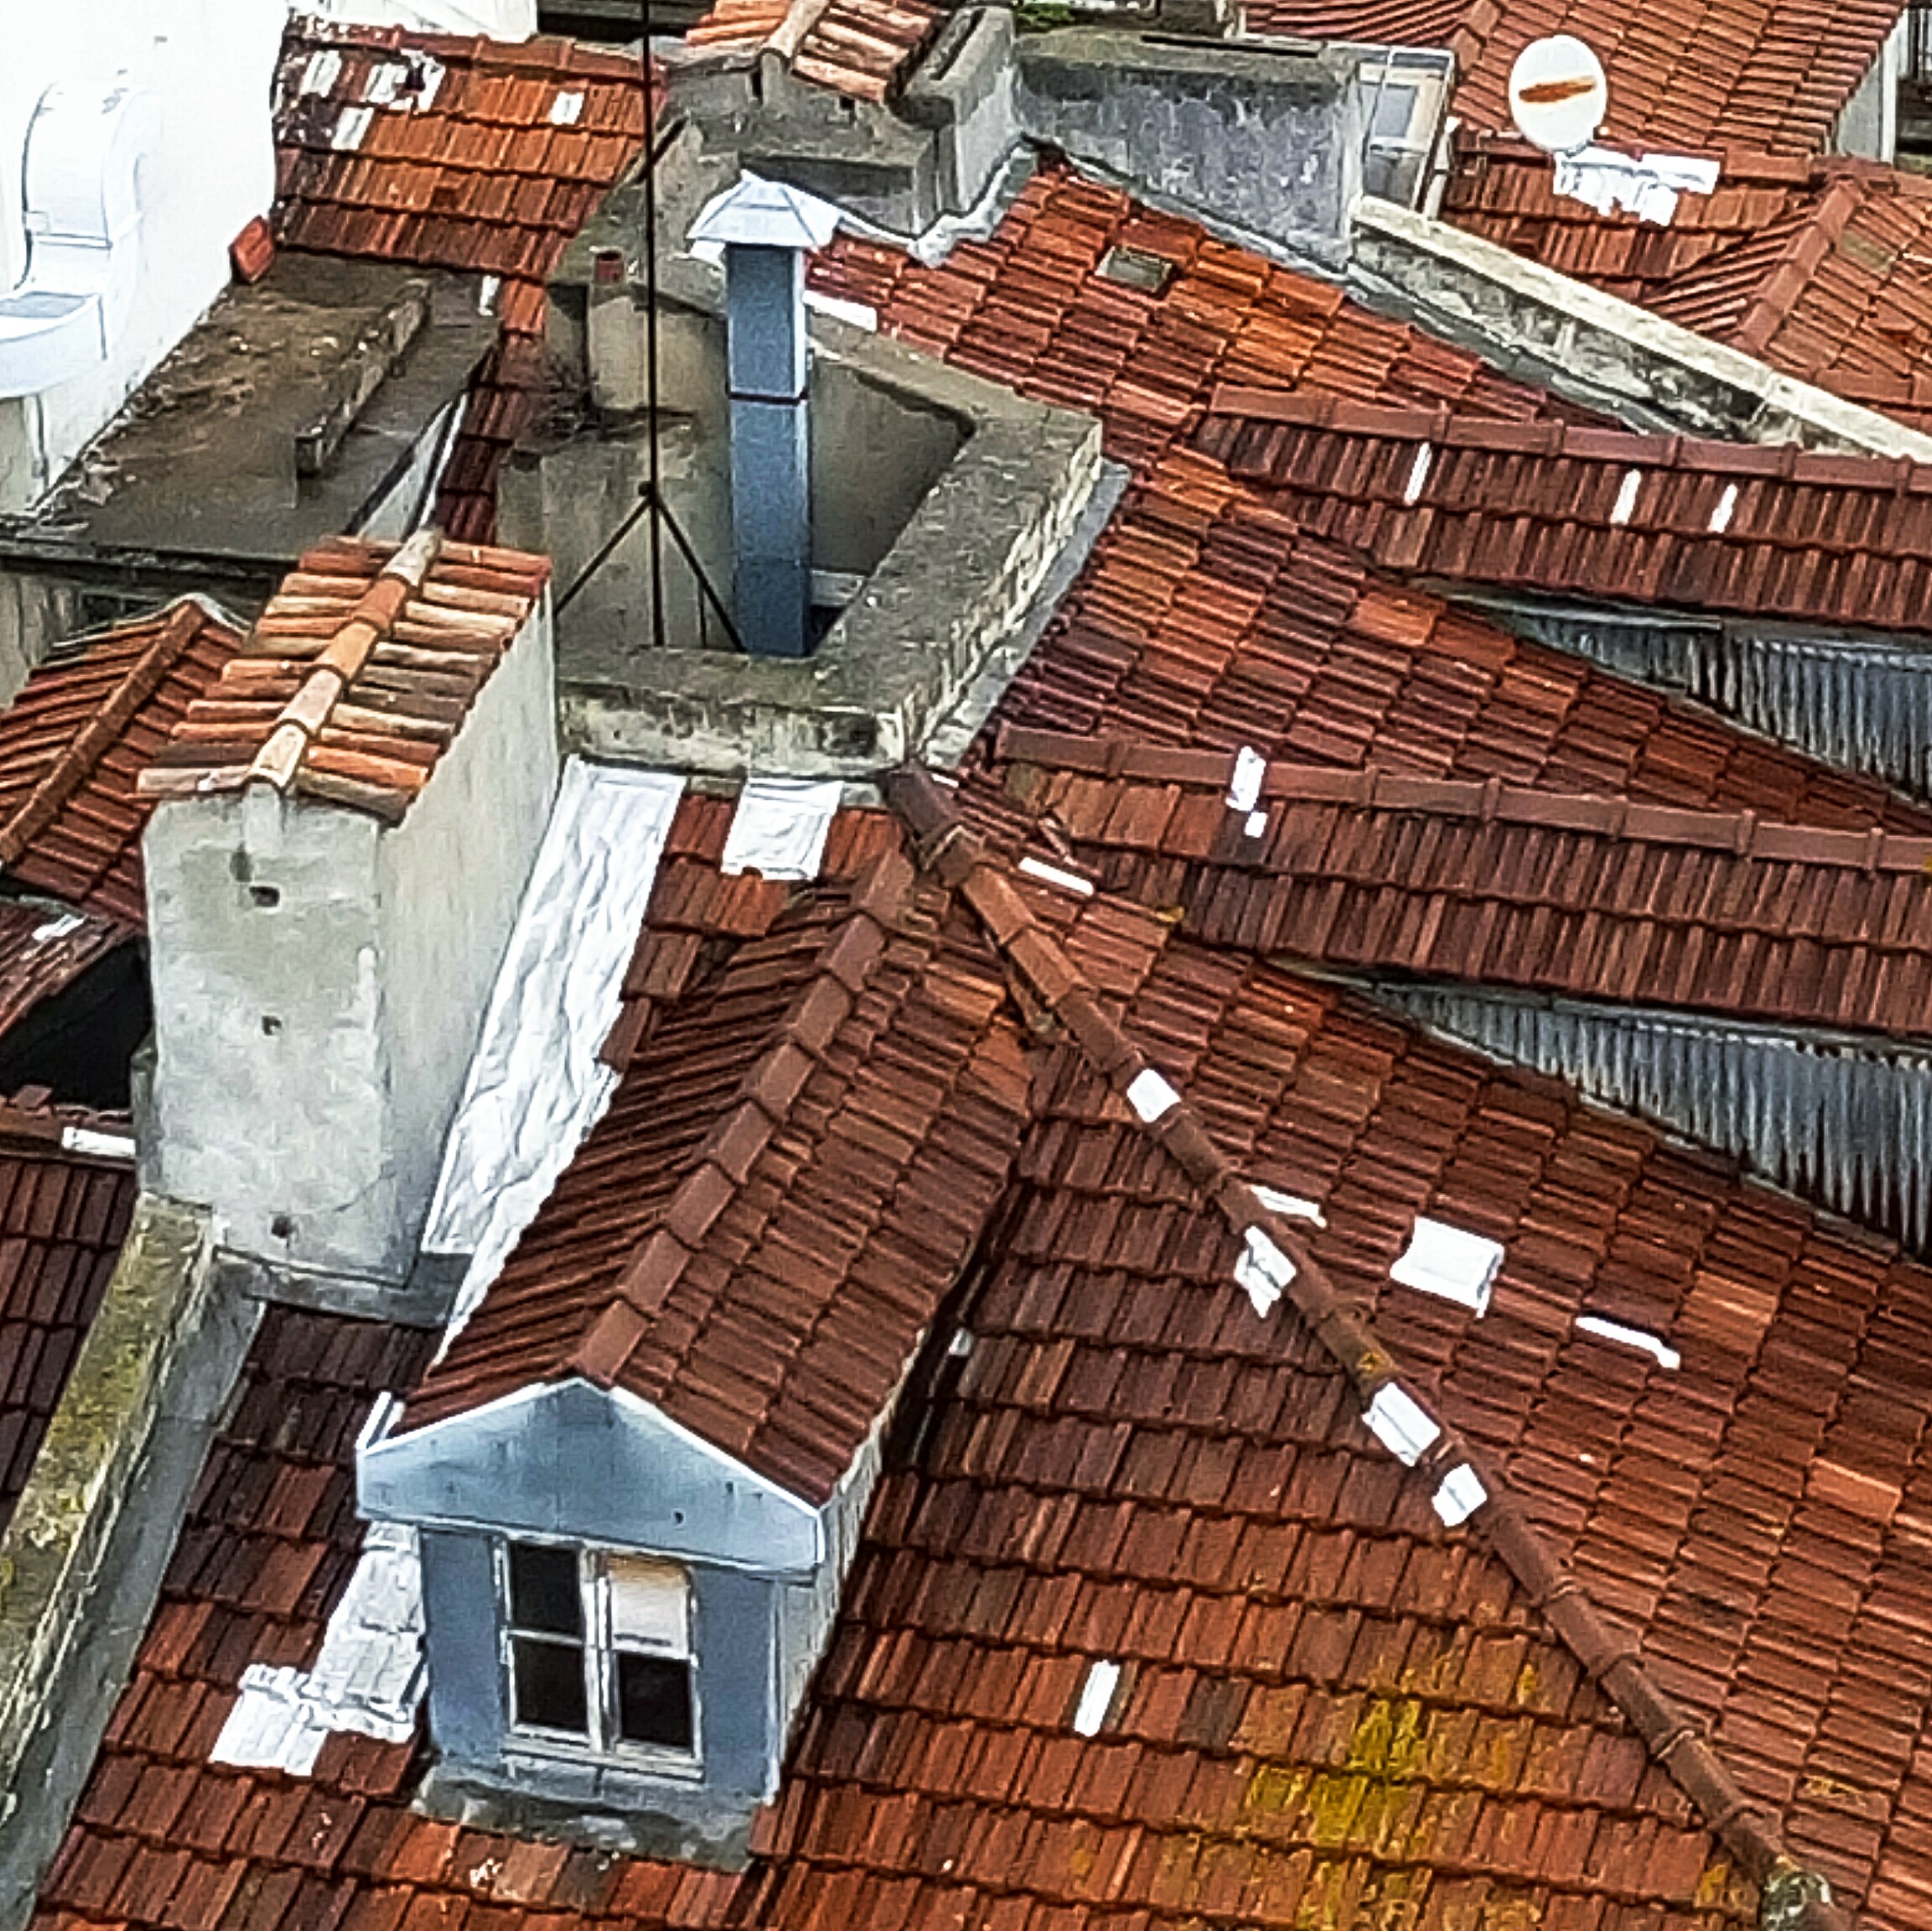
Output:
[423,757,685,1340]
[721,776,841,880]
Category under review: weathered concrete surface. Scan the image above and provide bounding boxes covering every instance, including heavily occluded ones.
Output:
[0,1196,252,1931]
[145,604,558,1286]
[557,294,1104,776]
[1016,29,1363,270]
[1351,198,1932,457]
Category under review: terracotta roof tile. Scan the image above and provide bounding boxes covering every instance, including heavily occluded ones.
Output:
[0,1113,138,1534]
[0,601,246,928]
[1196,397,1932,629]
[1246,0,1899,154]
[137,533,548,824]
[402,809,1038,1503]
[686,0,944,102]
[810,163,1592,474]
[272,19,655,542]
[987,729,1932,1039]
[1445,140,1932,434]
[990,448,1929,834]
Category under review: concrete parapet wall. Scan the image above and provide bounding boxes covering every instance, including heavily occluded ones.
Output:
[0,1196,244,1931]
[556,271,1104,777]
[1352,197,1932,457]
[1016,29,1362,269]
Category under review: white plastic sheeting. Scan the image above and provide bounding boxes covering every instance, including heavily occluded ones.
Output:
[423,760,685,1336]
[212,1524,425,1775]
[1551,146,1719,225]
[721,777,841,881]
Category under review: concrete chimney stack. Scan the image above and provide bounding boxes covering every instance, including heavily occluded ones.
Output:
[689,177,843,661]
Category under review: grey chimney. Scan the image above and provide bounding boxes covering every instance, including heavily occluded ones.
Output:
[689,178,843,661]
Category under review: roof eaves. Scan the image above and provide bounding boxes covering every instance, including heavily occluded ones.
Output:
[884,760,1856,1931]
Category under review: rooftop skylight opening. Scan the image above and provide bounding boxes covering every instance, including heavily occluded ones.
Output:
[331,105,373,152]
[1576,1313,1682,1370]
[1390,1217,1504,1314]
[1071,1658,1122,1736]
[1097,247,1176,295]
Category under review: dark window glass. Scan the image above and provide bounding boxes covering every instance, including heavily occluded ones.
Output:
[508,1543,583,1637]
[512,1636,589,1734]
[615,1653,694,1751]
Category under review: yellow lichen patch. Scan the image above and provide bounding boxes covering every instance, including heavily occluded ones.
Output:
[1344,1695,1429,1781]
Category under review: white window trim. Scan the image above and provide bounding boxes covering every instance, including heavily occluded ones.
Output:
[496,1537,704,1774]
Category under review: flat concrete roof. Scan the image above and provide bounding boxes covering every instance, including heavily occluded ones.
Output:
[14,254,496,564]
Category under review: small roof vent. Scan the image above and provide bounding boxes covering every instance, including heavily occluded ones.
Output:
[1098,246,1176,295]
[1390,1217,1504,1314]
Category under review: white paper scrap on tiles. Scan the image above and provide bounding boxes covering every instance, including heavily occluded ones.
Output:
[1017,854,1095,897]
[1710,481,1738,535]
[1576,1314,1682,1370]
[1363,1383,1441,1466]
[805,288,879,331]
[1126,1067,1180,1123]
[1244,808,1270,840]
[1234,1226,1295,1317]
[1402,442,1433,506]
[722,777,841,881]
[300,49,344,96]
[214,1523,425,1776]
[1253,1184,1325,1227]
[549,89,585,125]
[1071,1658,1121,1736]
[1227,745,1266,813]
[331,105,373,152]
[423,761,685,1340]
[364,62,409,106]
[1390,1217,1504,1315]
[63,1125,135,1161]
[1610,468,1643,527]
[33,913,82,942]
[1433,1463,1488,1527]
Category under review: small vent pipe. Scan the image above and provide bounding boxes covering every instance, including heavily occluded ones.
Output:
[689,177,842,660]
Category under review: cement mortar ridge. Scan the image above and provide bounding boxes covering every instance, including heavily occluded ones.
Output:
[0,1195,213,1818]
[1353,198,1932,460]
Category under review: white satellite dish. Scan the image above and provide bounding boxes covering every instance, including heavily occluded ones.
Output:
[1509,34,1607,156]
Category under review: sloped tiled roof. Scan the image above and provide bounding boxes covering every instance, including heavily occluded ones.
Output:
[0,1109,137,1531]
[402,816,1038,1503]
[1197,395,1932,631]
[1244,0,1901,155]
[811,164,1594,472]
[55,836,1932,1920]
[273,18,652,542]
[138,534,548,825]
[0,903,132,1050]
[990,729,1932,1037]
[1444,142,1932,435]
[684,0,946,102]
[0,601,245,928]
[989,449,1932,830]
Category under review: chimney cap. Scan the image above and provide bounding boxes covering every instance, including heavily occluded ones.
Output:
[688,174,843,253]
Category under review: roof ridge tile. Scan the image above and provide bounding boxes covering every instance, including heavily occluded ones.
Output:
[882,760,1851,1926]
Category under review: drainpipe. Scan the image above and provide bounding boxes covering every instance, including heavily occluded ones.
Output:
[688,177,842,660]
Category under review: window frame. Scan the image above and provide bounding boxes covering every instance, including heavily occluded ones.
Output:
[494,1536,702,1773]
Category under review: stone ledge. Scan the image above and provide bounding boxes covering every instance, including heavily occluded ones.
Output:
[0,1196,228,1930]
[1352,197,1932,458]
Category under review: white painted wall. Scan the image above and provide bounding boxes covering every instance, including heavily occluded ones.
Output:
[0,0,286,512]
[305,0,539,38]
[1835,11,1906,163]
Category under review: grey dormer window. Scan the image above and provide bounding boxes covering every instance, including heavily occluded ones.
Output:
[501,1541,697,1760]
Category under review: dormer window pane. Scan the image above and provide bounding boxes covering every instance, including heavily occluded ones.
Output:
[513,1633,590,1734]
[509,1542,584,1636]
[617,1653,694,1749]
